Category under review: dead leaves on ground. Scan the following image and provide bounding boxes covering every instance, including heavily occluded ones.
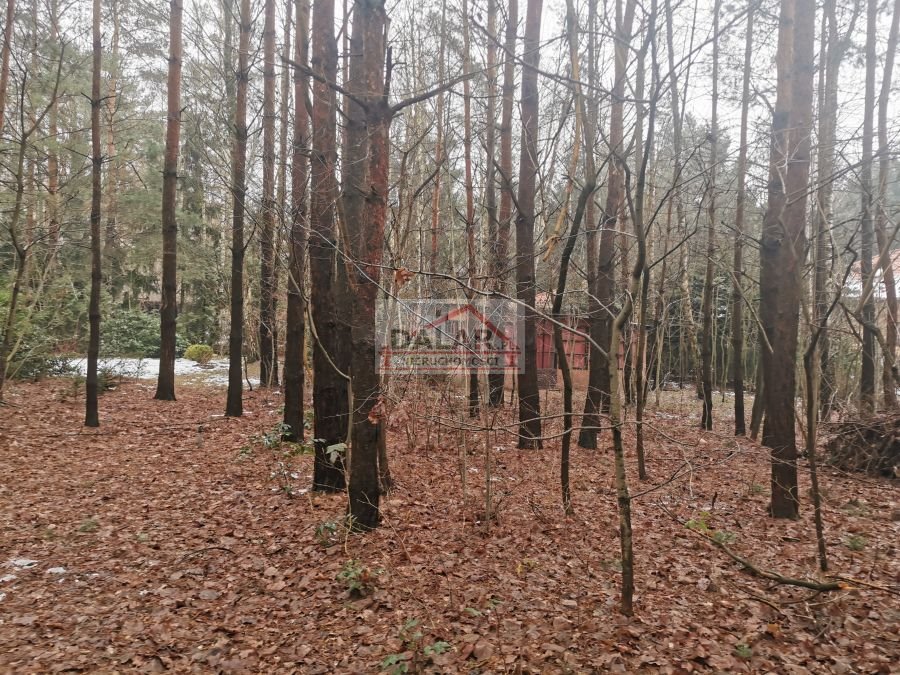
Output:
[0,379,898,673]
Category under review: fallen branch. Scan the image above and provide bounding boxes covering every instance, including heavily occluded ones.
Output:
[658,503,844,591]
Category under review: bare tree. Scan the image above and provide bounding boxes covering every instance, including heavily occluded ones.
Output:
[259,0,279,387]
[760,0,814,519]
[309,0,349,491]
[515,0,543,449]
[86,0,103,426]
[731,2,753,436]
[155,0,184,402]
[283,0,309,440]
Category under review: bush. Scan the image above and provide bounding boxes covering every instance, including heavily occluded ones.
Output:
[102,308,188,358]
[184,343,215,364]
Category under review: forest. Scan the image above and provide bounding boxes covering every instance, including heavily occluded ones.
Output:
[1,0,899,670]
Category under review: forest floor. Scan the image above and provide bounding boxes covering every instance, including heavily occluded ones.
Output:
[1,377,898,674]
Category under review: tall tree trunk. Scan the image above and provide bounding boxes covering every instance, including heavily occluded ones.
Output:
[310,0,349,491]
[283,0,310,441]
[814,0,846,421]
[492,0,517,406]
[428,0,446,288]
[155,0,183,402]
[226,0,249,417]
[47,0,59,249]
[0,144,27,398]
[859,0,877,412]
[259,0,279,388]
[485,0,503,406]
[104,0,121,273]
[461,0,479,417]
[760,0,814,519]
[732,3,753,436]
[876,0,900,409]
[577,0,601,448]
[0,0,15,134]
[581,0,636,448]
[699,0,718,430]
[515,0,544,449]
[345,0,388,530]
[86,0,103,425]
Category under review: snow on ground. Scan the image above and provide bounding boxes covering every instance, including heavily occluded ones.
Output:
[65,357,259,386]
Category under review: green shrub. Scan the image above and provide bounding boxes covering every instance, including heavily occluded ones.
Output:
[184,343,215,364]
[102,308,188,358]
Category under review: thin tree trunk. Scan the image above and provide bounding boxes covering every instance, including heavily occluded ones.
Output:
[461,0,479,417]
[258,0,279,388]
[310,0,349,491]
[515,0,544,449]
[814,0,847,421]
[576,0,599,444]
[485,0,503,406]
[491,0,517,405]
[47,0,59,249]
[876,0,900,409]
[700,0,718,430]
[283,0,310,441]
[86,0,103,426]
[732,4,752,436]
[155,0,182,402]
[428,0,446,287]
[0,132,30,397]
[104,0,121,270]
[226,0,249,417]
[0,0,15,134]
[859,0,877,412]
[581,0,636,448]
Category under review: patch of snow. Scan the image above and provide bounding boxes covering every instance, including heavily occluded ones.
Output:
[65,357,259,387]
[1,574,17,583]
[8,559,37,569]
[0,592,5,601]
[47,567,66,575]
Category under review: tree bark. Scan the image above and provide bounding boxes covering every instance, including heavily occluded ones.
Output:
[876,0,900,409]
[226,0,250,417]
[760,0,814,519]
[283,0,310,441]
[309,0,349,491]
[345,0,389,530]
[515,0,543,449]
[699,0,718,431]
[0,0,15,134]
[86,0,103,426]
[581,0,636,448]
[259,0,279,388]
[155,0,183,402]
[484,0,503,406]
[859,0,877,412]
[491,0,517,406]
[732,3,753,436]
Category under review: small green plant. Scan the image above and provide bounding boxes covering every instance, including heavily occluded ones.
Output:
[184,343,215,364]
[844,534,867,551]
[748,482,766,496]
[712,530,737,545]
[734,643,753,659]
[686,511,737,545]
[315,520,340,546]
[337,559,379,597]
[78,517,99,533]
[381,618,452,673]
